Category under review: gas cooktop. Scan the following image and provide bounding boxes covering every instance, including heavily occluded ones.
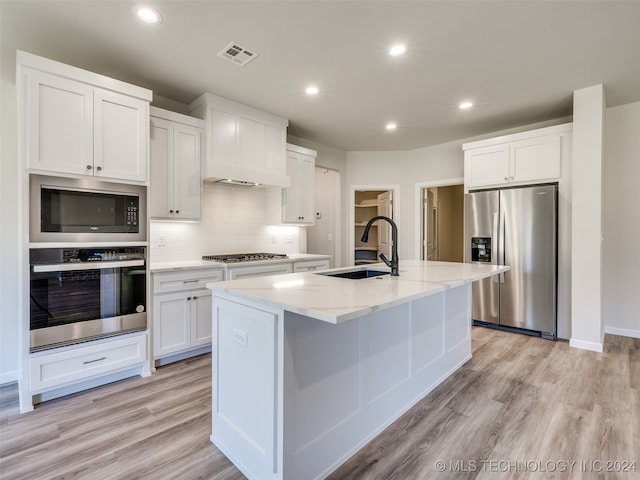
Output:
[202,253,289,263]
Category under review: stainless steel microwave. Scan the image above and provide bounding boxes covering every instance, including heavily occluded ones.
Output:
[30,174,147,243]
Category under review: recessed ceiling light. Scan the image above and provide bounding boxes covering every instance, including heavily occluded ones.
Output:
[386,123,397,130]
[388,44,407,57]
[459,101,473,110]
[134,6,162,24]
[305,86,319,95]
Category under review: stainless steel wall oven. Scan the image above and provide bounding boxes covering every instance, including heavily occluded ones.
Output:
[29,247,147,352]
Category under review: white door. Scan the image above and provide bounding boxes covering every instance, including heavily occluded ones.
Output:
[174,122,202,219]
[94,89,148,181]
[26,71,94,175]
[377,191,393,259]
[191,289,212,347]
[149,117,173,218]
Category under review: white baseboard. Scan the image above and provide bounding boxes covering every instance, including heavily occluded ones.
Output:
[569,338,604,352]
[605,326,640,339]
[0,370,19,386]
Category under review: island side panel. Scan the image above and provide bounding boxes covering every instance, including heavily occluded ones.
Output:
[211,294,284,480]
[284,283,473,480]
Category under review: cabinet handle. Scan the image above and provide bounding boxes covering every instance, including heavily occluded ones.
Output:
[183,280,198,284]
[83,356,106,365]
[169,210,174,213]
[504,176,508,181]
[187,297,192,301]
[176,210,180,214]
[86,165,93,170]
[510,176,514,180]
[192,296,197,300]
[96,166,102,171]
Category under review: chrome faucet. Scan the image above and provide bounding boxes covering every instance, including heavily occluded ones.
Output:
[361,215,399,276]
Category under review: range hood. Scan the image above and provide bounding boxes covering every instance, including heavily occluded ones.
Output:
[189,92,291,189]
[202,163,291,188]
[215,179,259,188]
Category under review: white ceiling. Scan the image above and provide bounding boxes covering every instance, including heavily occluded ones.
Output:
[2,1,640,151]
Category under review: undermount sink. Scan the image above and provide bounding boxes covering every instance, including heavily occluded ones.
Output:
[319,269,390,279]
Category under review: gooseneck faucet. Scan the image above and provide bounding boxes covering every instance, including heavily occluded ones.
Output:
[361,215,399,276]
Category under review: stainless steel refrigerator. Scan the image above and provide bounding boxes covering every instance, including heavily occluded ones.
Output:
[464,184,557,339]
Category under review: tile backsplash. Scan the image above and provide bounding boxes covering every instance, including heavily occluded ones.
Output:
[149,182,303,262]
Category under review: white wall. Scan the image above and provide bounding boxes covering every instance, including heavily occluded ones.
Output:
[571,85,605,352]
[0,48,20,384]
[150,183,303,263]
[603,101,640,338]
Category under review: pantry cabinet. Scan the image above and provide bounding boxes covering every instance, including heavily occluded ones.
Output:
[463,123,571,191]
[152,268,224,362]
[150,107,203,220]
[18,51,151,183]
[188,92,290,187]
[268,144,316,225]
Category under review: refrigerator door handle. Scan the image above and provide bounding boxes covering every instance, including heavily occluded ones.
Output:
[499,210,506,283]
[492,211,499,283]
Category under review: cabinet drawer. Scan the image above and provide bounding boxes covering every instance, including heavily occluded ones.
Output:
[153,268,224,294]
[293,260,330,272]
[30,334,146,392]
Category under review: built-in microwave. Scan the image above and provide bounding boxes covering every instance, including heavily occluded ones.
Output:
[30,174,147,243]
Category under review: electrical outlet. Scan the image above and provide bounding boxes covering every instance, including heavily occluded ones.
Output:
[233,328,247,348]
[158,234,166,246]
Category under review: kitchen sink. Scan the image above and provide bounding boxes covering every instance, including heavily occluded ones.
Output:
[319,269,390,279]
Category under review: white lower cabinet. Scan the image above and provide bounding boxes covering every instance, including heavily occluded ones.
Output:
[30,333,147,392]
[226,262,293,280]
[152,268,223,362]
[293,259,330,272]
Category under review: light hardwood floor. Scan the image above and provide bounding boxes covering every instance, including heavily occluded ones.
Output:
[1,327,638,479]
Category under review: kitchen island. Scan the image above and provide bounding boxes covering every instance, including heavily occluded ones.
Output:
[206,260,508,480]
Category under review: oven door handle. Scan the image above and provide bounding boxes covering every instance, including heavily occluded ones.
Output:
[32,260,145,273]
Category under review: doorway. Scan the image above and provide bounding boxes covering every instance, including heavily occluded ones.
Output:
[421,184,464,262]
[354,189,393,265]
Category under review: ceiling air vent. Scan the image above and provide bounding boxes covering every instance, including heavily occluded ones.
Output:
[217,42,258,67]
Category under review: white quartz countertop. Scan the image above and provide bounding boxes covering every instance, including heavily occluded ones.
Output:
[207,260,509,324]
[150,254,331,273]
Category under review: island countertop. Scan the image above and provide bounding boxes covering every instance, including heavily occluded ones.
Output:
[207,260,509,324]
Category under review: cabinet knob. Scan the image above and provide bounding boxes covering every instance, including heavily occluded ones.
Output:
[176,210,180,214]
[96,166,102,171]
[187,297,191,301]
[504,176,508,181]
[192,296,197,300]
[86,165,92,170]
[169,210,173,213]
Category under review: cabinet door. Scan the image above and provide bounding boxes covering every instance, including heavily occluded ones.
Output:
[510,135,561,183]
[94,89,147,182]
[191,289,212,347]
[174,123,201,219]
[299,155,315,223]
[210,108,237,166]
[282,152,315,224]
[464,145,510,189]
[282,152,303,223]
[149,117,174,218]
[25,71,93,175]
[153,292,190,357]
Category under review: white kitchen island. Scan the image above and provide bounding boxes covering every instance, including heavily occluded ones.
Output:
[206,260,508,480]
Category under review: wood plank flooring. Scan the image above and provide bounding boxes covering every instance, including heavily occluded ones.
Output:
[1,327,638,479]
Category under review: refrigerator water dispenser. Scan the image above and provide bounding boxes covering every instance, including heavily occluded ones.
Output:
[471,237,492,262]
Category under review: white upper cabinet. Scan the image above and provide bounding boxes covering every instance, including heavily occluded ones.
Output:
[188,92,290,187]
[150,107,203,220]
[18,51,151,183]
[463,123,571,191]
[268,144,316,225]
